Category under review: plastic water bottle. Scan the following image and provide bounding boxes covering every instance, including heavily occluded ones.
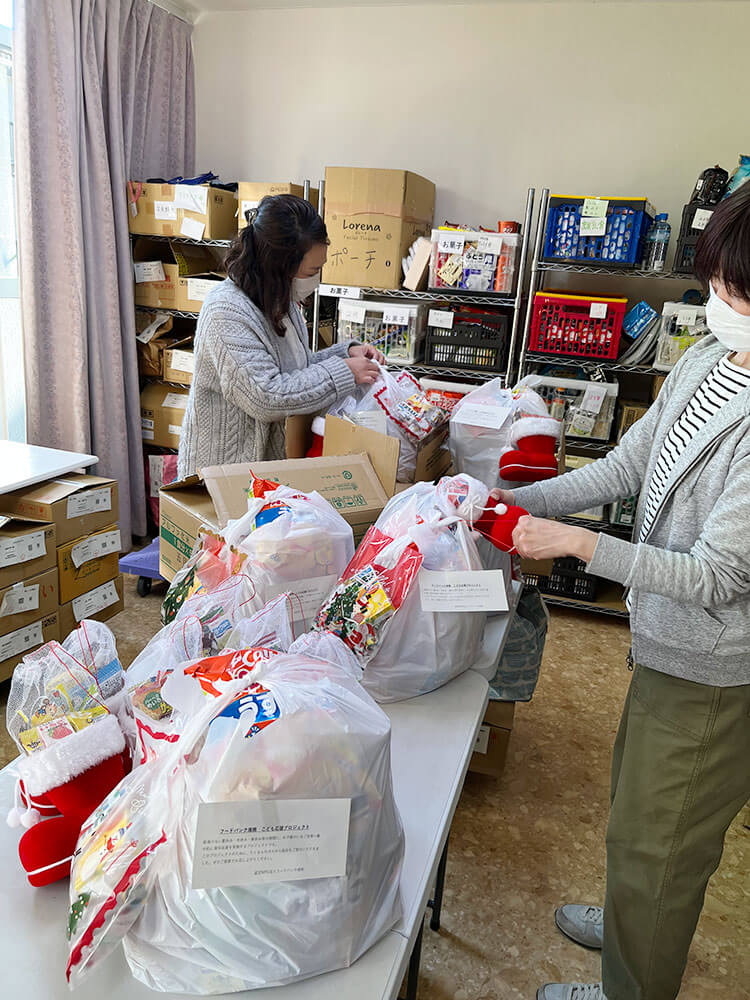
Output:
[642,213,671,271]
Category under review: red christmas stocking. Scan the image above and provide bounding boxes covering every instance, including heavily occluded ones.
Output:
[473,496,529,554]
[499,416,561,482]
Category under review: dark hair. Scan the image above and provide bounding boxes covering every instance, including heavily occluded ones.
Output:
[225,194,328,335]
[694,182,750,300]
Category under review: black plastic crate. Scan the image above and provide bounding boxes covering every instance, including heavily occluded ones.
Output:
[674,235,699,274]
[679,202,715,240]
[425,311,509,373]
[524,556,598,601]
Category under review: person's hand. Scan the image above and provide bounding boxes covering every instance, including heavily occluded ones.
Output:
[490,488,515,506]
[349,343,386,365]
[512,515,598,563]
[345,356,380,386]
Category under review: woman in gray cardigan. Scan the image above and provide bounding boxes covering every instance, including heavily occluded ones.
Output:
[177,195,383,478]
[506,186,750,1000]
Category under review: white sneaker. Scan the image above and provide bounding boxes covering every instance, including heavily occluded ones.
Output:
[536,984,606,1000]
[554,904,603,949]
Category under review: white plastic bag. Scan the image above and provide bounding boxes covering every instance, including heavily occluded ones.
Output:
[449,378,515,488]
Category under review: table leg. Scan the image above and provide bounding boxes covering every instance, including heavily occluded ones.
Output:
[427,834,449,932]
[400,920,424,1000]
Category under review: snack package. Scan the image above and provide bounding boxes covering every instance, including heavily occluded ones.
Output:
[67,651,404,994]
[161,531,244,625]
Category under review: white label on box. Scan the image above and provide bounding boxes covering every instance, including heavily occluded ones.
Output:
[0,620,43,662]
[382,306,411,327]
[589,301,608,319]
[580,384,607,415]
[338,300,367,324]
[474,725,490,755]
[582,197,609,218]
[0,530,46,569]
[67,487,112,519]
[428,309,454,330]
[676,306,698,327]
[72,580,119,623]
[352,410,388,435]
[477,234,504,255]
[452,403,511,430]
[419,569,509,613]
[142,428,155,441]
[692,208,713,231]
[180,217,206,240]
[141,417,154,431]
[580,216,607,237]
[71,530,121,569]
[320,284,362,299]
[191,797,350,890]
[133,261,165,284]
[438,232,465,254]
[168,423,183,437]
[187,277,216,302]
[169,350,195,374]
[154,200,178,221]
[174,184,208,215]
[241,200,260,220]
[0,583,40,617]
[163,392,188,410]
[265,575,337,625]
[136,311,170,344]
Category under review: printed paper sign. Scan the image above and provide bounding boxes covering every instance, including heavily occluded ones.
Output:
[419,569,509,613]
[582,198,609,218]
[174,184,208,215]
[141,417,154,431]
[136,312,170,344]
[71,530,121,569]
[168,424,183,437]
[428,309,454,330]
[67,488,112,519]
[580,216,607,237]
[352,410,388,435]
[72,580,119,623]
[451,403,510,430]
[133,261,165,284]
[382,306,410,327]
[580,384,607,415]
[154,201,178,221]
[676,306,698,327]
[180,217,206,240]
[0,530,47,569]
[589,302,608,319]
[142,428,155,441]
[0,583,40,618]
[0,621,43,661]
[477,234,504,255]
[163,392,188,410]
[474,725,490,755]
[191,798,350,890]
[320,284,362,299]
[338,300,367,324]
[692,208,713,231]
[148,455,169,499]
[169,350,195,374]
[265,575,337,625]
[438,232,465,255]
[187,277,216,302]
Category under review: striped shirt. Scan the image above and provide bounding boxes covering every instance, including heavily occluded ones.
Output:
[639,354,750,541]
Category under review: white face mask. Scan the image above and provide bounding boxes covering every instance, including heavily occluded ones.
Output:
[705,283,750,352]
[292,273,321,301]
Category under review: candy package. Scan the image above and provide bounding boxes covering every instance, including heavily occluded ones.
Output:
[67,650,403,994]
[161,531,244,625]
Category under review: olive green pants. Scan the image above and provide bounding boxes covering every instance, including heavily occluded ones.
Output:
[602,664,750,1000]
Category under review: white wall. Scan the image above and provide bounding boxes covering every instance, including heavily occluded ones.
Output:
[193,1,748,235]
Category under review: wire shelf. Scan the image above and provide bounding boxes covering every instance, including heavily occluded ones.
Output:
[408,364,503,381]
[565,437,615,454]
[557,515,632,536]
[541,594,630,619]
[323,286,517,308]
[135,305,200,318]
[525,353,663,376]
[536,261,695,280]
[129,233,233,248]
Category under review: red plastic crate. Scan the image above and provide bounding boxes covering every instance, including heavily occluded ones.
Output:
[529,292,628,360]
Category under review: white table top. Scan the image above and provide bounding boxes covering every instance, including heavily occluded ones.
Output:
[0,672,490,999]
[0,441,97,494]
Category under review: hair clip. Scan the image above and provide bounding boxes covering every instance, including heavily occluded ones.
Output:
[244,207,259,227]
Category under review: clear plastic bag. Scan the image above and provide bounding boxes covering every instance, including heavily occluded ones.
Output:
[449,378,515,488]
[161,531,244,625]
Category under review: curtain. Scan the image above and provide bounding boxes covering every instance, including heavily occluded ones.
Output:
[14,0,195,544]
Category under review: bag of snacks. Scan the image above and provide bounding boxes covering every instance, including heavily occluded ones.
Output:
[161,530,244,625]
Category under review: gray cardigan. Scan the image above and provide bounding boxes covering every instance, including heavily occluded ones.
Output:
[515,336,750,687]
[177,279,355,478]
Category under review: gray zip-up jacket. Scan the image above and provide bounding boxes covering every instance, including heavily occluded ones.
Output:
[177,279,356,478]
[514,336,750,687]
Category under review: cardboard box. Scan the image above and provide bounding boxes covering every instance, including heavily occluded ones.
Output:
[158,477,220,581]
[163,339,195,386]
[402,236,432,292]
[58,574,125,638]
[238,182,319,229]
[0,567,59,637]
[133,239,225,312]
[469,700,515,778]
[141,382,190,450]
[617,402,650,443]
[136,313,196,378]
[652,374,667,401]
[0,518,57,589]
[0,612,60,683]
[0,474,119,548]
[323,167,435,289]
[128,181,237,240]
[57,525,121,604]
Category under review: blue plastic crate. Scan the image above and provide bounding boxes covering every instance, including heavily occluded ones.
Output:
[622,300,658,340]
[543,196,655,267]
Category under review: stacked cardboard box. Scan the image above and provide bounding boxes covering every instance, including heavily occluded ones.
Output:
[127,181,237,241]
[469,700,515,778]
[237,182,319,230]
[0,475,124,679]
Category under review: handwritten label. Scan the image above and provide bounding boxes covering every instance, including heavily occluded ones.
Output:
[0,530,47,569]
[580,216,607,237]
[351,410,388,435]
[0,621,43,661]
[265,575,337,625]
[419,569,509,613]
[67,488,112,519]
[338,300,367,324]
[71,530,121,569]
[133,261,165,284]
[474,725,490,755]
[676,306,698,327]
[173,184,208,215]
[163,392,188,410]
[154,201,177,220]
[438,232,465,254]
[477,234,504,255]
[692,208,713,231]
[580,384,608,415]
[168,350,195,374]
[136,312,170,344]
[382,306,411,327]
[452,403,510,430]
[72,580,119,622]
[180,217,206,240]
[192,798,350,890]
[428,309,454,329]
[0,583,40,618]
[589,301,608,319]
[320,284,362,299]
[187,277,217,302]
[582,198,609,218]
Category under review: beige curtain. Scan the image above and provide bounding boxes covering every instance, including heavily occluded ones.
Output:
[14,0,195,543]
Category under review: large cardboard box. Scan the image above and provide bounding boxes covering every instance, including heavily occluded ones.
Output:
[163,339,195,386]
[128,181,237,240]
[133,239,225,312]
[469,700,515,778]
[58,574,125,638]
[0,567,59,638]
[0,518,56,589]
[57,526,121,605]
[0,611,60,683]
[136,313,196,378]
[158,477,220,581]
[238,183,319,230]
[141,382,190,450]
[323,167,435,289]
[0,474,119,548]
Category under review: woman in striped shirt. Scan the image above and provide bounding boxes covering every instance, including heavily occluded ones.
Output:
[498,184,750,1000]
